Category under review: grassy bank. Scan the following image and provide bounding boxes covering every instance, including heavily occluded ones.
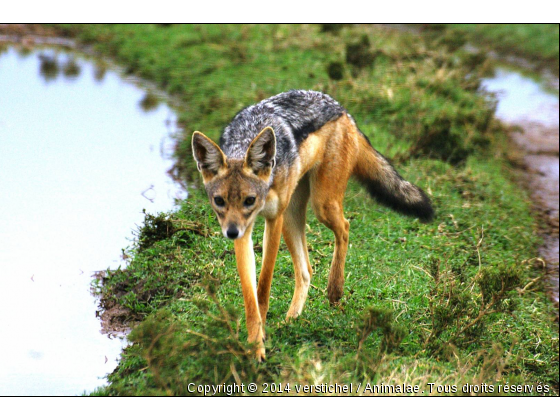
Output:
[423,24,559,75]
[55,24,558,395]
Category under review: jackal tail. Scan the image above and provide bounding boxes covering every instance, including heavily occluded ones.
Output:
[353,132,434,223]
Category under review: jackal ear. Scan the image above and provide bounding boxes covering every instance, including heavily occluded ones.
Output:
[192,131,227,180]
[244,127,276,177]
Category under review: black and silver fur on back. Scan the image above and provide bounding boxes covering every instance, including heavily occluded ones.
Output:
[220,90,344,166]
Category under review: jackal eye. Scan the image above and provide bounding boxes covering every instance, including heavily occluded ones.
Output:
[214,196,225,207]
[244,196,256,207]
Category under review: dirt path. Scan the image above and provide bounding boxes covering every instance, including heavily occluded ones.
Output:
[514,118,559,303]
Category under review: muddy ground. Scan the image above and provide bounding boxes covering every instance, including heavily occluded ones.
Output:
[512,117,559,303]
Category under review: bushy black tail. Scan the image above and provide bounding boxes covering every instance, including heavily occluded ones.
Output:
[353,134,434,223]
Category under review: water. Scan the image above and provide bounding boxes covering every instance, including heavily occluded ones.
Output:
[481,67,559,302]
[0,46,183,395]
[482,68,559,126]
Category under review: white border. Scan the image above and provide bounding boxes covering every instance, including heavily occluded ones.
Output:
[2,1,559,23]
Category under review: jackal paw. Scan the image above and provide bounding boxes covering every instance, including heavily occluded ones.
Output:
[255,345,266,362]
[285,308,301,321]
[327,288,343,305]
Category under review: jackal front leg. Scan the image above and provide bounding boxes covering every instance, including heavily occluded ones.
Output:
[256,215,283,331]
[234,225,265,361]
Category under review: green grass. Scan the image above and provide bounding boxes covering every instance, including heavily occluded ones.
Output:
[423,24,559,75]
[52,24,558,395]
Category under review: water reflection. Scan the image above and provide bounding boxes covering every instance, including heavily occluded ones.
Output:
[16,45,33,58]
[38,53,83,82]
[0,45,184,395]
[62,59,81,78]
[38,53,60,81]
[139,92,160,112]
[482,67,559,126]
[93,62,107,82]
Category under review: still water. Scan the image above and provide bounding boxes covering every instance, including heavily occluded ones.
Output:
[0,46,183,395]
[482,67,559,126]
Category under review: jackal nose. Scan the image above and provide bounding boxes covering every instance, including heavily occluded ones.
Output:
[226,225,239,239]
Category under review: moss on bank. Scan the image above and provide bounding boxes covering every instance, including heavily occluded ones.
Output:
[50,24,557,395]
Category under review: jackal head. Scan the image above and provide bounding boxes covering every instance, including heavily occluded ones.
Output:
[192,127,276,240]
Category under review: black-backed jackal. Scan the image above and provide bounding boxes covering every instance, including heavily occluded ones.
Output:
[192,90,433,360]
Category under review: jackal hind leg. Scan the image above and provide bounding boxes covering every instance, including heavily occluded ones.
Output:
[283,174,313,320]
[310,168,350,304]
